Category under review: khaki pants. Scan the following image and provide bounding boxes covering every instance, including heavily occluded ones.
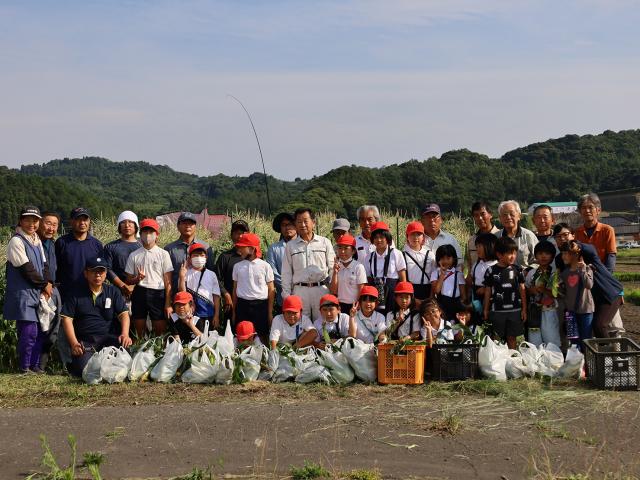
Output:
[293,284,329,322]
[594,296,624,338]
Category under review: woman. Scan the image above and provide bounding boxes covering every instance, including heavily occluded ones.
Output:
[497,200,538,269]
[4,206,53,373]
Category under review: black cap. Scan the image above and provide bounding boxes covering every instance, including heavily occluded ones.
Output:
[271,212,294,233]
[231,219,250,233]
[177,212,198,224]
[85,257,108,270]
[20,206,42,219]
[70,207,90,219]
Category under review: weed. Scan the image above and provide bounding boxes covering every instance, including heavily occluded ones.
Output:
[26,434,78,480]
[625,288,640,306]
[429,412,463,435]
[290,460,331,480]
[104,426,125,441]
[614,272,640,282]
[346,468,382,480]
[170,467,213,480]
[82,452,105,480]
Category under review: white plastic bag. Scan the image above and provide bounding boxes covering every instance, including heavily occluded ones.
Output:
[100,346,132,384]
[316,342,355,384]
[505,349,534,379]
[129,339,158,381]
[537,343,564,377]
[150,337,184,382]
[238,346,263,382]
[215,321,235,357]
[214,354,234,385]
[82,349,109,385]
[182,345,219,384]
[38,294,57,332]
[258,349,280,381]
[478,336,509,381]
[295,363,332,384]
[518,341,541,375]
[342,338,377,383]
[557,345,585,379]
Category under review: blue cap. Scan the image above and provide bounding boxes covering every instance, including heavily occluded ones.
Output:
[85,257,108,270]
[70,207,90,219]
[177,212,198,224]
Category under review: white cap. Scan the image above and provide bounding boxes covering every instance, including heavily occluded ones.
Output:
[117,210,139,231]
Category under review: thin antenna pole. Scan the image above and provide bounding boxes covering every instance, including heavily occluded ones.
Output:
[227,94,272,215]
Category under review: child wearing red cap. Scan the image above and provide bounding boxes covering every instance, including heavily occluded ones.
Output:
[269,295,317,349]
[234,320,264,349]
[330,234,367,314]
[232,233,275,344]
[349,286,388,344]
[312,294,351,348]
[125,219,174,337]
[402,221,435,307]
[364,222,406,315]
[385,282,421,341]
[178,243,221,330]
[168,291,205,343]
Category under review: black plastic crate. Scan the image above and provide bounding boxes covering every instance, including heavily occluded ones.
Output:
[584,337,640,390]
[427,343,479,381]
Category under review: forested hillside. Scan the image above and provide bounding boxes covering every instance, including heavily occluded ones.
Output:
[2,128,638,224]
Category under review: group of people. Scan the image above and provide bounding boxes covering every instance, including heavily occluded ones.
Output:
[4,192,625,376]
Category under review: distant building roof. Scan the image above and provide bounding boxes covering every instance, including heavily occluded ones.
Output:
[527,202,578,215]
[156,209,229,237]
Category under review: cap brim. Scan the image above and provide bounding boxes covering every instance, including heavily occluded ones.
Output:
[237,333,255,341]
[320,302,339,308]
[21,213,42,219]
[87,266,107,271]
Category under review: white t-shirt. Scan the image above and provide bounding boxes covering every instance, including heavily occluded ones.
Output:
[352,310,387,343]
[125,245,173,290]
[364,247,406,280]
[402,245,436,285]
[313,313,350,341]
[185,268,221,302]
[337,260,367,304]
[355,234,375,264]
[419,318,455,342]
[7,230,46,268]
[269,314,316,344]
[232,258,274,300]
[430,267,465,298]
[386,309,421,338]
[472,259,497,287]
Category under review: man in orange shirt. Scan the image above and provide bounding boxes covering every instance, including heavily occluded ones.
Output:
[574,193,617,273]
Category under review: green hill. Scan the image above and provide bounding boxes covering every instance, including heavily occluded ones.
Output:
[2,128,638,224]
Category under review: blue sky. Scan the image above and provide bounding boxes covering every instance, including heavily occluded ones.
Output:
[1,0,639,179]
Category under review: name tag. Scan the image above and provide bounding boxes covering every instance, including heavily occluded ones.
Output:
[105,298,112,309]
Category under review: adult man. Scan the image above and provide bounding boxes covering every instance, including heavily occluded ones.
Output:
[165,212,216,291]
[266,212,297,313]
[55,207,103,301]
[36,211,62,370]
[103,211,142,301]
[464,201,500,274]
[532,205,556,243]
[355,205,380,263]
[497,200,538,269]
[574,193,617,272]
[420,203,463,267]
[60,257,132,377]
[281,207,335,321]
[215,219,250,313]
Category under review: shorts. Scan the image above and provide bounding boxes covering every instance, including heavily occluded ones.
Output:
[489,309,523,339]
[412,283,431,300]
[235,298,270,337]
[131,286,166,320]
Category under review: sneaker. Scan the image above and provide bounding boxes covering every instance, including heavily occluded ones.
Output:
[31,367,46,374]
[19,369,35,375]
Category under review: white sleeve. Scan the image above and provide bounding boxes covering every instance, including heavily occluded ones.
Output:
[269,317,282,342]
[363,253,372,277]
[385,311,395,328]
[375,312,387,333]
[208,271,221,297]
[7,236,29,267]
[264,262,275,283]
[232,263,240,282]
[395,249,407,271]
[124,251,136,275]
[281,244,293,298]
[162,250,174,273]
[338,314,350,337]
[325,237,335,279]
[355,264,367,284]
[430,269,438,282]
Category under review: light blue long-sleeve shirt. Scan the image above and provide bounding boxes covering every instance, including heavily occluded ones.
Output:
[266,238,286,306]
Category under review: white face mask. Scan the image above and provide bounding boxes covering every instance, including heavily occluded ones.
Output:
[177,311,191,320]
[191,257,206,269]
[141,232,157,245]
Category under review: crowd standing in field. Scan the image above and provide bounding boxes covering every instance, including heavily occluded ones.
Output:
[3,193,626,376]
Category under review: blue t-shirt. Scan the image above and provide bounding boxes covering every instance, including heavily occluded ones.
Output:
[60,283,128,340]
[103,238,142,283]
[55,233,103,300]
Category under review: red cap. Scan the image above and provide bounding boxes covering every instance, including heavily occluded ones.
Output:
[236,321,256,341]
[370,221,390,233]
[173,291,193,304]
[394,281,414,295]
[405,221,424,236]
[140,218,160,234]
[319,294,340,308]
[188,242,207,255]
[336,234,356,247]
[283,295,303,313]
[359,285,379,299]
[235,232,262,258]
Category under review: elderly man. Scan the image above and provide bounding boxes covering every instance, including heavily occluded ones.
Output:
[281,207,335,321]
[497,200,538,269]
[355,205,380,263]
[60,257,132,377]
[266,212,297,313]
[574,193,617,272]
[420,203,463,266]
[532,205,556,243]
[464,201,500,274]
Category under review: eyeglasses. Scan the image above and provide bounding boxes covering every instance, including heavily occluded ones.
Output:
[555,232,571,239]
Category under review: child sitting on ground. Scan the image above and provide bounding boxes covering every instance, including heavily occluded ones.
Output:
[234,320,264,349]
[419,299,465,347]
[348,285,388,344]
[312,294,351,349]
[168,291,204,343]
[269,295,317,349]
[385,282,421,341]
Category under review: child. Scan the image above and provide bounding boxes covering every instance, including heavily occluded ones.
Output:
[385,282,421,341]
[469,233,498,323]
[402,221,435,306]
[234,320,264,349]
[232,233,275,344]
[430,244,466,321]
[168,291,205,343]
[483,237,527,349]
[312,294,350,348]
[178,243,221,330]
[330,234,367,313]
[525,241,561,347]
[348,285,388,344]
[125,219,174,338]
[269,295,317,349]
[364,222,407,314]
[419,299,465,347]
[559,241,594,350]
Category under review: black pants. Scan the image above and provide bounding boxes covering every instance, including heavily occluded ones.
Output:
[412,283,431,301]
[339,302,353,315]
[67,334,120,378]
[236,298,270,337]
[436,295,464,322]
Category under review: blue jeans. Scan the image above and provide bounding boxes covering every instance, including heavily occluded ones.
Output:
[573,313,593,351]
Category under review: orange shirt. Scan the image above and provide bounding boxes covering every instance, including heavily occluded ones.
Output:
[574,222,617,263]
